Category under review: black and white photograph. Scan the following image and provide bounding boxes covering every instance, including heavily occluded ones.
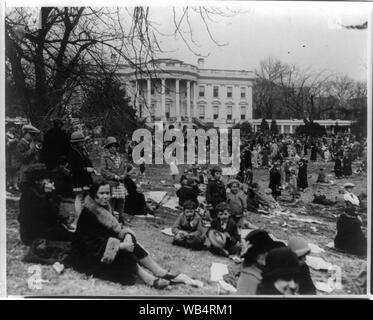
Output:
[1,0,371,300]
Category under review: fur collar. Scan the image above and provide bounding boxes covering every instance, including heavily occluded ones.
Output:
[84,196,126,239]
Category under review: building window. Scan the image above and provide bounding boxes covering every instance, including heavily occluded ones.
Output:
[199,105,205,119]
[166,104,170,119]
[165,87,170,95]
[227,106,233,120]
[199,86,205,97]
[227,86,233,98]
[240,87,246,98]
[213,105,219,120]
[213,86,219,98]
[151,86,155,95]
[240,106,246,120]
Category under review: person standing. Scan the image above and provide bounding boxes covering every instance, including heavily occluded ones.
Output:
[342,153,352,177]
[6,124,20,191]
[297,159,308,192]
[67,131,94,224]
[16,124,41,184]
[269,162,282,200]
[310,143,317,162]
[334,154,343,178]
[41,118,70,170]
[101,137,128,221]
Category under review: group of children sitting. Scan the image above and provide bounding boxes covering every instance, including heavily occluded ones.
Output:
[172,165,283,259]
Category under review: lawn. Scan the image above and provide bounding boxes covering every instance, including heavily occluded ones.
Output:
[6,160,368,297]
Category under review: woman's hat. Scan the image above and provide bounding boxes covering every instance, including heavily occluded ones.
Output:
[242,230,285,258]
[70,131,85,143]
[211,166,222,175]
[227,179,241,188]
[25,163,49,181]
[343,182,355,189]
[105,136,119,148]
[287,237,310,257]
[263,247,300,279]
[207,229,227,249]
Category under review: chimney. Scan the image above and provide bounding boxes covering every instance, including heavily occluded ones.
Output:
[197,58,205,68]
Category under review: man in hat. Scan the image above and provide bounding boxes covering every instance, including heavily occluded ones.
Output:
[16,124,41,183]
[206,166,227,218]
[207,202,241,257]
[18,163,73,245]
[172,200,205,250]
[100,136,128,220]
[67,131,94,222]
[41,118,70,170]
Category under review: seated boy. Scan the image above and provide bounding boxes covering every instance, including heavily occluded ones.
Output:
[207,202,241,257]
[172,200,206,250]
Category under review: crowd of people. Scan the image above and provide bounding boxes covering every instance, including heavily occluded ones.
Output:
[5,118,368,295]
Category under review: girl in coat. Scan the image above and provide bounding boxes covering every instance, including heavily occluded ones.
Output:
[297,159,308,192]
[269,163,282,200]
[71,180,177,289]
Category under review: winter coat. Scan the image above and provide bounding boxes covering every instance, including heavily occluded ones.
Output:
[237,264,263,295]
[41,127,70,170]
[123,176,147,215]
[297,163,308,189]
[18,182,72,245]
[100,152,127,187]
[6,133,19,169]
[16,138,39,182]
[334,213,367,256]
[206,178,227,208]
[297,263,316,295]
[334,158,343,178]
[176,185,199,206]
[71,196,146,284]
[269,168,282,198]
[67,146,93,189]
[210,217,241,246]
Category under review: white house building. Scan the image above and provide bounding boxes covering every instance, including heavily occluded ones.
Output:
[119,58,254,129]
[118,58,352,131]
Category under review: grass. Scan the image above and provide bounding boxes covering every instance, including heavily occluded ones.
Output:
[6,160,368,297]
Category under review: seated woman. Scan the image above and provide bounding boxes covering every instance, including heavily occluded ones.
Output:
[237,230,285,295]
[172,200,206,250]
[71,179,177,289]
[257,247,301,295]
[18,163,73,246]
[334,206,367,257]
[207,202,241,257]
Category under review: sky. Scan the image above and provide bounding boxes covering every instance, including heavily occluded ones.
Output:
[146,2,370,81]
[4,1,371,81]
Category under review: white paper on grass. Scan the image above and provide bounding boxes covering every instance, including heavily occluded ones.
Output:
[309,243,325,254]
[306,256,332,271]
[162,197,180,210]
[145,191,168,203]
[210,263,229,282]
[288,217,323,225]
[161,228,174,237]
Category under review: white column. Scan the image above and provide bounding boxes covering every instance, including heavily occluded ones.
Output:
[147,79,151,120]
[289,125,293,134]
[161,78,166,120]
[186,80,191,121]
[280,125,284,134]
[348,126,351,134]
[247,86,253,120]
[220,86,226,121]
[233,85,240,122]
[193,82,198,118]
[176,79,181,121]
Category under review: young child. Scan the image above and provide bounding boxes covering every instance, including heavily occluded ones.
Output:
[226,179,247,226]
[206,166,227,218]
[172,200,206,250]
[169,158,179,182]
[138,158,146,180]
[288,168,298,202]
[207,202,241,257]
[316,168,328,183]
[176,178,200,206]
[287,237,316,295]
